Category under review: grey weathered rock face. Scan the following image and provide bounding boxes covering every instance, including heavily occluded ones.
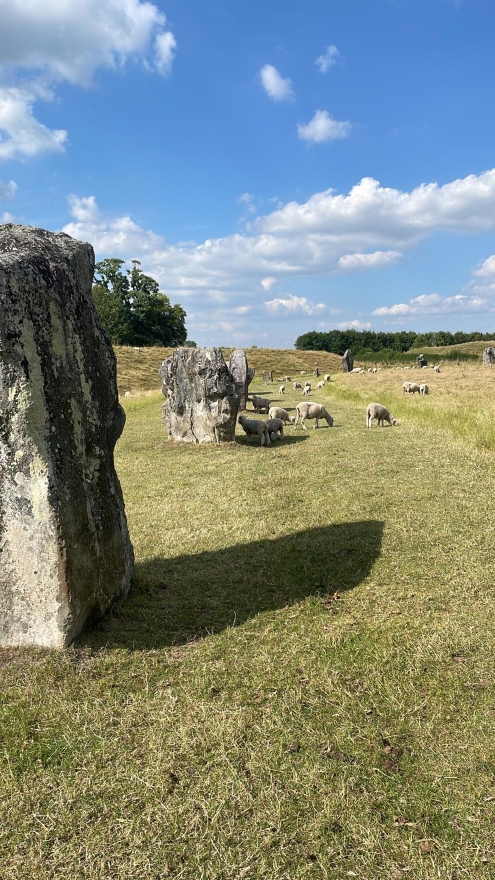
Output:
[247,366,255,386]
[416,354,427,368]
[0,224,134,648]
[341,349,354,372]
[483,347,495,365]
[160,347,239,443]
[228,349,248,410]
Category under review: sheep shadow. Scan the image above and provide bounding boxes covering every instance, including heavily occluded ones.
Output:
[79,520,384,651]
[235,434,308,447]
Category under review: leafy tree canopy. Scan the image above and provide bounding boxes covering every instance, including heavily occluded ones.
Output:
[92,259,187,347]
[295,328,494,356]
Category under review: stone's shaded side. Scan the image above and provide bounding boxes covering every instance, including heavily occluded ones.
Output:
[160,347,239,443]
[341,349,354,372]
[483,347,495,365]
[0,224,134,648]
[416,354,427,368]
[247,367,255,387]
[228,349,248,411]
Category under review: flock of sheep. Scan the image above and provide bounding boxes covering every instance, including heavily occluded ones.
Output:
[238,364,438,445]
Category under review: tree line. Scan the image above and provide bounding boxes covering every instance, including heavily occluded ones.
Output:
[92,258,188,347]
[295,329,495,357]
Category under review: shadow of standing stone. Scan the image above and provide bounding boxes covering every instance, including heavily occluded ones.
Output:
[160,347,239,443]
[0,225,134,648]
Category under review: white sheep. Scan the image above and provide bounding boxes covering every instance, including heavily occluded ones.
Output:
[268,406,295,424]
[434,366,441,373]
[351,368,364,374]
[402,382,421,394]
[238,416,271,446]
[420,383,429,395]
[301,385,312,396]
[294,402,334,430]
[251,395,272,414]
[293,381,303,390]
[316,380,325,389]
[366,403,397,428]
[265,417,284,441]
[279,384,285,395]
[124,391,132,399]
[324,374,331,381]
[300,370,307,375]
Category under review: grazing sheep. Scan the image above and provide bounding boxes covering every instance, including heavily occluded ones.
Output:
[402,382,421,394]
[351,367,364,374]
[366,402,397,428]
[279,385,285,395]
[124,391,132,398]
[420,383,429,395]
[268,406,295,424]
[302,385,312,396]
[285,375,291,382]
[293,381,302,390]
[368,368,373,373]
[294,402,334,430]
[300,371,307,375]
[238,416,271,446]
[434,366,441,373]
[265,417,284,441]
[316,380,325,389]
[324,374,331,381]
[251,395,272,414]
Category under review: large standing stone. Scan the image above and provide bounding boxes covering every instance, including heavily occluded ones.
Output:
[483,347,495,365]
[228,349,248,410]
[160,347,239,443]
[0,225,134,648]
[416,354,428,368]
[341,349,354,372]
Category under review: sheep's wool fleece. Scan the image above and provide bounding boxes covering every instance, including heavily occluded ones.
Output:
[0,225,134,648]
[160,347,239,443]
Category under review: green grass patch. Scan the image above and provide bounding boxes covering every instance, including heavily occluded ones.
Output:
[1,370,495,878]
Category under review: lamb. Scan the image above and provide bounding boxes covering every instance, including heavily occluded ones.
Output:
[366,403,397,428]
[402,382,421,394]
[294,402,334,430]
[293,381,302,390]
[420,383,429,395]
[301,385,312,396]
[316,380,325,389]
[265,417,284,441]
[268,406,295,424]
[279,385,285,395]
[251,395,272,414]
[238,416,271,446]
[324,374,331,381]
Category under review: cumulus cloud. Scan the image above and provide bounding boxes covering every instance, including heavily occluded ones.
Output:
[260,276,277,290]
[264,294,326,315]
[297,110,351,143]
[315,45,340,73]
[0,177,17,200]
[337,250,404,273]
[373,293,491,318]
[0,0,175,161]
[259,64,294,101]
[335,320,372,330]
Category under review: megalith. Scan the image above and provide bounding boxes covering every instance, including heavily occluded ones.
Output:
[416,354,428,368]
[0,225,134,648]
[341,349,354,372]
[160,347,239,443]
[483,347,495,366]
[228,349,248,410]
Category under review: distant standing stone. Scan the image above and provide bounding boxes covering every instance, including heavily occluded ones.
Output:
[341,349,354,372]
[228,349,249,410]
[0,225,134,648]
[416,354,428,368]
[160,347,239,443]
[483,347,495,366]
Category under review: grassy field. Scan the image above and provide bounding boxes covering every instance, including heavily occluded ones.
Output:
[1,352,495,879]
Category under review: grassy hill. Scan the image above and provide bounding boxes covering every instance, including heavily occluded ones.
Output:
[114,345,342,395]
[408,339,495,358]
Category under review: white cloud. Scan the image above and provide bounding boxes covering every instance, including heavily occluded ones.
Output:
[0,0,175,161]
[260,276,277,290]
[315,45,340,73]
[337,250,404,273]
[297,110,351,143]
[335,320,372,330]
[154,31,177,74]
[259,64,294,101]
[264,294,326,315]
[0,178,17,200]
[373,293,491,318]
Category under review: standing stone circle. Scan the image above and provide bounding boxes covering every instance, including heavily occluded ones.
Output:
[160,347,239,443]
[483,347,495,365]
[228,349,249,410]
[341,349,354,372]
[0,225,134,648]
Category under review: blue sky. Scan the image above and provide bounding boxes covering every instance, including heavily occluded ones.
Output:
[1,0,495,347]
